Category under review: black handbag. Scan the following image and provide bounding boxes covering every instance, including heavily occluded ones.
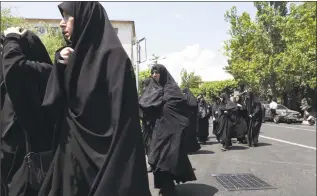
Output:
[23,130,53,190]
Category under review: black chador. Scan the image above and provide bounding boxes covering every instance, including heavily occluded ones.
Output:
[139,64,196,195]
[38,2,151,196]
[182,88,201,154]
[245,91,263,147]
[1,30,55,196]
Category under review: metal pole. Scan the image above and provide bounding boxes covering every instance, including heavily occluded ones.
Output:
[133,37,147,92]
[136,41,140,91]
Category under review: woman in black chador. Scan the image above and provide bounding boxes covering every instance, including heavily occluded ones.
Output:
[139,64,196,196]
[197,95,210,144]
[140,78,156,173]
[38,2,151,196]
[215,93,236,151]
[245,91,263,147]
[182,88,201,154]
[233,95,248,144]
[211,96,221,142]
[1,29,55,196]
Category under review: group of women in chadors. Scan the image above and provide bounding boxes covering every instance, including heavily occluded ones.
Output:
[1,2,151,196]
[0,2,264,196]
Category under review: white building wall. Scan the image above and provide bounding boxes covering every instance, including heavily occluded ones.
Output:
[30,20,135,64]
[111,23,134,64]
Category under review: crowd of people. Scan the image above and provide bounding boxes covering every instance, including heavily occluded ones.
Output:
[138,64,264,195]
[0,2,266,196]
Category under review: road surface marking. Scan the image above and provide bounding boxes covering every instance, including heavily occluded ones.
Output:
[263,124,316,132]
[227,158,316,167]
[267,160,316,167]
[259,135,316,150]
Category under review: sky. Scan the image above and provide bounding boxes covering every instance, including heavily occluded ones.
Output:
[2,1,259,83]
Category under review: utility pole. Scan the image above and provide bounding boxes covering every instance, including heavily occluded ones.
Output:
[133,37,147,91]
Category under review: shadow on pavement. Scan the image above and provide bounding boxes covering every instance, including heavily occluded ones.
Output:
[257,142,272,147]
[229,145,249,150]
[203,141,218,145]
[191,150,214,155]
[175,183,219,196]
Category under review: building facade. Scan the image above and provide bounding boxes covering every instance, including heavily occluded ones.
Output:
[24,18,136,64]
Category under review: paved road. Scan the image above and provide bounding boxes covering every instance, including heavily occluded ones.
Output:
[147,122,316,196]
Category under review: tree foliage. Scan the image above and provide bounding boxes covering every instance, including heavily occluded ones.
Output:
[200,79,238,99]
[138,68,151,95]
[39,23,65,61]
[1,8,30,31]
[223,2,316,99]
[180,68,202,89]
[1,8,64,62]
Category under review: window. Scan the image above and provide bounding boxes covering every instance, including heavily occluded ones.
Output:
[114,28,118,34]
[52,27,59,33]
[35,26,45,35]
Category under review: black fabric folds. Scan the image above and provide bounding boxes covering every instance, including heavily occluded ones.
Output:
[245,91,262,146]
[182,88,197,108]
[39,2,151,196]
[197,96,210,142]
[232,95,248,140]
[139,64,196,184]
[139,78,163,156]
[1,30,54,195]
[141,78,151,94]
[139,78,164,111]
[211,99,220,136]
[216,93,236,147]
[182,88,200,153]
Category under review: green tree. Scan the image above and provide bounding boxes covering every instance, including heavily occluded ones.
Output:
[200,79,238,99]
[253,2,289,98]
[180,68,202,89]
[223,7,262,91]
[138,68,151,95]
[1,8,65,62]
[279,2,316,89]
[1,8,30,31]
[40,23,65,62]
[223,2,317,99]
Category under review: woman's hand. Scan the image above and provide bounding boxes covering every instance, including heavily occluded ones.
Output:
[59,47,74,64]
[4,27,27,37]
[224,111,228,114]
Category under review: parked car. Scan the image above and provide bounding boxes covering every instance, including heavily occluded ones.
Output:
[263,104,303,124]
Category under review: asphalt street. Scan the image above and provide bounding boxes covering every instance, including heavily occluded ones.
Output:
[147,122,316,196]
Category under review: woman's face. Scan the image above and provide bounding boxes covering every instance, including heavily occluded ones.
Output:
[152,70,160,83]
[236,96,240,102]
[59,11,74,40]
[220,97,223,102]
